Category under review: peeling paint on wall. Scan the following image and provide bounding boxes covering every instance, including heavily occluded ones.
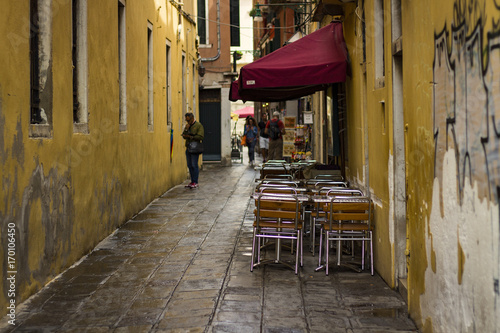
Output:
[423,150,500,332]
[388,153,395,246]
[433,18,500,206]
[12,117,24,167]
[428,2,500,330]
[2,161,74,303]
[1,0,199,318]
[96,174,124,232]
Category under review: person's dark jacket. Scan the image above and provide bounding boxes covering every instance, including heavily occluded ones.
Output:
[183,121,204,147]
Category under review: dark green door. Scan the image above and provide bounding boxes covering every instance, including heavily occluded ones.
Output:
[199,89,221,161]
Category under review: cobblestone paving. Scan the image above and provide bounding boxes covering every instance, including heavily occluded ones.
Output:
[0,161,419,333]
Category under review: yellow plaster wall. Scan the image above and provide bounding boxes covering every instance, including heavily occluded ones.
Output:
[0,0,198,317]
[342,5,367,187]
[343,1,395,286]
[401,1,435,328]
[312,0,500,331]
[315,3,396,286]
[364,0,394,287]
[403,0,500,331]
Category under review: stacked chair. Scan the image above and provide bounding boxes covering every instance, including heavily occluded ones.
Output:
[251,187,304,274]
[317,195,374,275]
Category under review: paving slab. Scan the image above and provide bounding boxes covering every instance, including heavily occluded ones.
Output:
[0,161,419,333]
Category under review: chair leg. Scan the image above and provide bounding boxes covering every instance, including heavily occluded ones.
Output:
[258,236,263,264]
[361,237,365,271]
[309,214,313,251]
[318,227,323,267]
[337,238,341,267]
[251,228,257,272]
[311,217,316,256]
[300,229,304,267]
[325,231,329,276]
[370,231,374,276]
[295,232,300,274]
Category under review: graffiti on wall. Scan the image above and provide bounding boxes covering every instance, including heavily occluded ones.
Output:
[433,13,500,208]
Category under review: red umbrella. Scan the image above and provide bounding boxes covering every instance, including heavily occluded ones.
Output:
[233,106,254,118]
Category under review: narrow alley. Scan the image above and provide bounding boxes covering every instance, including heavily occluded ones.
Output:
[0,158,417,333]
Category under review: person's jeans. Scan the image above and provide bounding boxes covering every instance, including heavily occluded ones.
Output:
[268,138,283,160]
[186,150,200,183]
[247,139,256,162]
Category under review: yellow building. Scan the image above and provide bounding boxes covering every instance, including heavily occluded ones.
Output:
[0,0,199,316]
[310,0,500,331]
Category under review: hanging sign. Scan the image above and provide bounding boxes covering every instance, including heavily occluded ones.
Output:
[303,112,313,124]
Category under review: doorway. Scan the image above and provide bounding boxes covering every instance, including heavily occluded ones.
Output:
[199,88,222,161]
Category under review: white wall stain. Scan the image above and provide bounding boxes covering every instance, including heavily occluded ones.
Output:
[422,149,500,332]
[388,153,395,245]
[38,0,52,91]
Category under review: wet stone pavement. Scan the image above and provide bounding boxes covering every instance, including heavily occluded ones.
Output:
[0,160,419,333]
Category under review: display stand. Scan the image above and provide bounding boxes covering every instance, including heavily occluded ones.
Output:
[292,125,311,161]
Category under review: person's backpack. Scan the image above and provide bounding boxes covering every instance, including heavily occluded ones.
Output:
[269,120,281,140]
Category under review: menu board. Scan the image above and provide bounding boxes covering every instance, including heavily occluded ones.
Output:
[284,116,296,128]
[283,128,295,142]
[282,117,296,157]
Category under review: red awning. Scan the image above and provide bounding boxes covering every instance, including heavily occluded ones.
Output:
[230,80,242,101]
[230,22,349,102]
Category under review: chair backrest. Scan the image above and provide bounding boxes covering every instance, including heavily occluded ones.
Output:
[260,180,298,187]
[325,188,364,197]
[260,165,289,180]
[326,196,373,229]
[317,186,350,196]
[305,180,348,188]
[255,193,302,229]
[314,181,348,188]
[266,160,287,164]
[263,174,293,180]
[314,174,345,181]
[256,185,298,195]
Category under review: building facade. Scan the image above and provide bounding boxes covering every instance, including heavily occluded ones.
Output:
[0,0,199,316]
[309,0,500,331]
[198,0,240,164]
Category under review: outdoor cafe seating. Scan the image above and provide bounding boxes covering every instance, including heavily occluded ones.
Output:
[250,161,374,275]
[317,196,374,275]
[251,191,304,274]
[309,188,364,256]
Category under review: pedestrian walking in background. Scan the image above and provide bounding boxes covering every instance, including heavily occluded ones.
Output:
[182,112,204,189]
[244,116,258,166]
[258,113,269,163]
[265,111,286,161]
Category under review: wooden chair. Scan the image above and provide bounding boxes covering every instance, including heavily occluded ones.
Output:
[313,181,349,188]
[251,193,303,274]
[259,179,298,187]
[318,196,374,275]
[305,180,349,189]
[309,188,363,256]
[263,174,294,180]
[255,184,298,195]
[325,188,363,197]
[314,174,345,182]
[260,167,289,180]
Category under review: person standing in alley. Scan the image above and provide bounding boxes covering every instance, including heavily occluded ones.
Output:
[243,116,258,166]
[182,112,204,189]
[265,111,286,161]
[258,112,269,163]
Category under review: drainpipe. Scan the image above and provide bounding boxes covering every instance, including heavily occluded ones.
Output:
[201,0,220,62]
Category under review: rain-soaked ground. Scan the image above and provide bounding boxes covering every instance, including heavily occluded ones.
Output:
[0,154,419,332]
